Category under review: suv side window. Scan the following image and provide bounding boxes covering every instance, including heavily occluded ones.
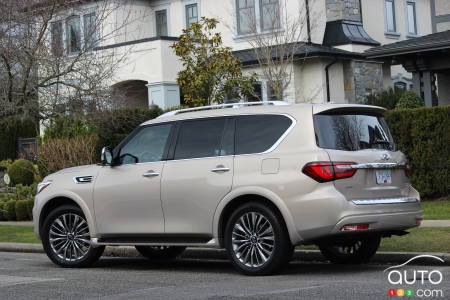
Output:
[174,118,226,160]
[235,115,292,155]
[119,123,172,164]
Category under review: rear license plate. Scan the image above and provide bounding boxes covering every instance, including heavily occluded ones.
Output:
[376,170,392,184]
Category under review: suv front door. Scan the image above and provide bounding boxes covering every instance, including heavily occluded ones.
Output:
[161,117,234,238]
[94,123,173,236]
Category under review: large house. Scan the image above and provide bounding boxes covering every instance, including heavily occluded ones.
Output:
[49,0,450,109]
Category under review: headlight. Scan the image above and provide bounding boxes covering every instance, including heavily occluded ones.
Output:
[36,181,52,194]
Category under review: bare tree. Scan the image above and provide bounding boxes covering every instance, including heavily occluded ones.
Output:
[231,0,319,101]
[0,0,137,121]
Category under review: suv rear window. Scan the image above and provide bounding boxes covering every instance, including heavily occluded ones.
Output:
[235,115,292,155]
[314,113,395,151]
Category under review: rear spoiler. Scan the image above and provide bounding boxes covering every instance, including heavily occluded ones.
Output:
[312,104,386,115]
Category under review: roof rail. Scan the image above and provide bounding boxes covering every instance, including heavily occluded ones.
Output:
[158,101,290,118]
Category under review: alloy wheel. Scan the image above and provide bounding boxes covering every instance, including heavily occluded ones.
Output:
[49,213,91,262]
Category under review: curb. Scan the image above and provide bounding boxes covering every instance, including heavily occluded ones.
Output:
[1,243,449,265]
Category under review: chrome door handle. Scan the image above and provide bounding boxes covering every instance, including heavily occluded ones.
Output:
[142,171,159,178]
[211,167,230,173]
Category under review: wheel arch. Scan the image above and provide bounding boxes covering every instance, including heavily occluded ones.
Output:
[38,194,96,239]
[213,188,302,247]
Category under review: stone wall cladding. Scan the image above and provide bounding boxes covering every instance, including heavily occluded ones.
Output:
[326,0,361,22]
[353,61,384,103]
[435,0,450,16]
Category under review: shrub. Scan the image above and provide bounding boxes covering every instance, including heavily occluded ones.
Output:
[15,200,29,221]
[395,91,424,109]
[26,199,34,220]
[89,107,163,150]
[43,117,94,140]
[37,134,100,175]
[7,159,35,186]
[0,201,5,221]
[385,106,450,198]
[364,88,405,110]
[0,116,38,160]
[4,200,16,220]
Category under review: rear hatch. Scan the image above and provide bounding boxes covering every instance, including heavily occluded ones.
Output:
[313,107,409,200]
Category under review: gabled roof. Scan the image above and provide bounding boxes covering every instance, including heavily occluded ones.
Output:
[365,30,450,58]
[233,42,364,66]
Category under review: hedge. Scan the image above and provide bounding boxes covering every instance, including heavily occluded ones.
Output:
[385,106,450,198]
[0,116,38,160]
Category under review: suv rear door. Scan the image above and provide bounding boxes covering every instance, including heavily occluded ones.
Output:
[160,117,234,238]
[313,108,409,200]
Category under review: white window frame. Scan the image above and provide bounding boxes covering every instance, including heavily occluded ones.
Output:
[183,0,201,29]
[384,0,400,38]
[234,0,283,38]
[405,0,419,37]
[66,15,82,55]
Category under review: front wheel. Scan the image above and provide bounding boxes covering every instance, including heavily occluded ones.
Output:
[135,246,186,260]
[318,236,381,264]
[225,202,293,276]
[42,205,105,267]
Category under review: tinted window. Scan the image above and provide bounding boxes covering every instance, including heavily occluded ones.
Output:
[174,118,226,159]
[120,124,172,164]
[235,115,292,155]
[314,113,395,151]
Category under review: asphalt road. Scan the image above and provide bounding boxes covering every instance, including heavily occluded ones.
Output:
[0,251,449,300]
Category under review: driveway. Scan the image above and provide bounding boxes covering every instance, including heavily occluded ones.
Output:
[0,251,449,299]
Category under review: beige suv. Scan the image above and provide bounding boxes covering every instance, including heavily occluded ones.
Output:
[33,102,422,275]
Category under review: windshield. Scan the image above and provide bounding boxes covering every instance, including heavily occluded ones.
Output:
[314,113,395,151]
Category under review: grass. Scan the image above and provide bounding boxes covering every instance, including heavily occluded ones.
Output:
[299,228,450,253]
[0,226,448,253]
[421,200,450,220]
[0,225,40,244]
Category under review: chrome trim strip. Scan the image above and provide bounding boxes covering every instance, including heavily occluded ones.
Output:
[336,162,405,169]
[73,175,94,184]
[352,197,419,205]
[158,101,290,118]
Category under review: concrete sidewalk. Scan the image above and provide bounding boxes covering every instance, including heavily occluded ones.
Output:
[1,220,450,227]
[0,243,449,266]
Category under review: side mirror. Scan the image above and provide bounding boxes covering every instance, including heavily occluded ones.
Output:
[101,147,113,165]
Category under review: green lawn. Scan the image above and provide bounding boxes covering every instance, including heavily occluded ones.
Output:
[0,225,40,244]
[300,228,450,253]
[421,200,450,220]
[0,225,448,253]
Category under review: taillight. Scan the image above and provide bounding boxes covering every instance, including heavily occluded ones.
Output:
[404,159,412,177]
[302,162,357,182]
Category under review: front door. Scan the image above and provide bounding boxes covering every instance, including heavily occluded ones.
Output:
[94,122,173,235]
[161,117,234,237]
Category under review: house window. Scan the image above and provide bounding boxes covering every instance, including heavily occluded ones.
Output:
[236,0,256,35]
[186,4,198,27]
[406,1,417,35]
[156,10,168,36]
[51,21,63,56]
[247,82,263,101]
[83,13,97,49]
[385,0,396,33]
[260,0,280,31]
[66,16,81,55]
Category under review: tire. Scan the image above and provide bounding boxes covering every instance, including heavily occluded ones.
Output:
[318,235,381,264]
[225,202,294,276]
[42,205,105,268]
[135,246,186,260]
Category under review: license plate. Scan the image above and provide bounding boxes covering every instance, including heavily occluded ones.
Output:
[376,170,392,184]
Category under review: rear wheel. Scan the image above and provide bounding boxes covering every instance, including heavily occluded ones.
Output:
[318,236,381,264]
[135,246,186,260]
[42,205,105,267]
[225,202,293,276]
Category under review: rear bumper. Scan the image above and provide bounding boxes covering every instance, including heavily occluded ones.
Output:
[331,208,422,234]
